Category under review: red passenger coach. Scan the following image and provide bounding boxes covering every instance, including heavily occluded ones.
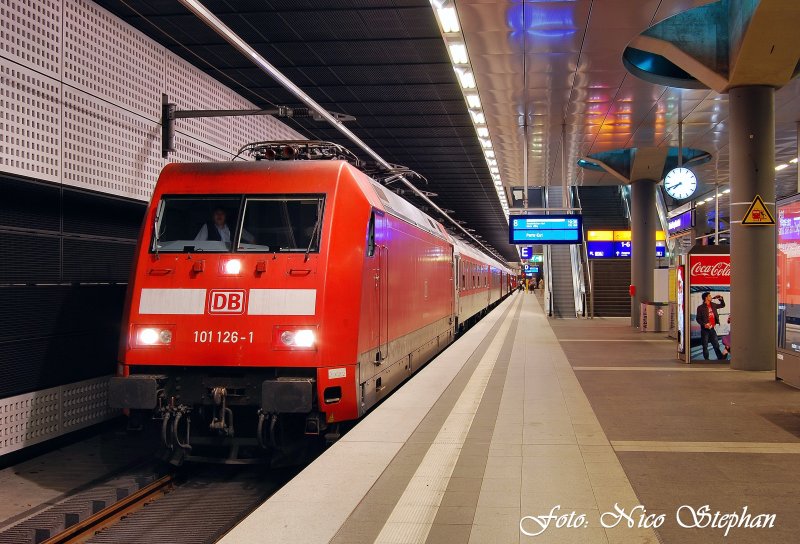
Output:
[110,141,514,463]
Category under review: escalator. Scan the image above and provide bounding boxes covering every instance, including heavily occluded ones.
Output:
[545,186,578,318]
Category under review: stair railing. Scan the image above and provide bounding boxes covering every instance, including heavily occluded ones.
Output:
[570,187,587,317]
[543,187,554,316]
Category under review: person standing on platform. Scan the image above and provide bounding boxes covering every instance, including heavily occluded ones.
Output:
[538,278,544,291]
[696,292,729,360]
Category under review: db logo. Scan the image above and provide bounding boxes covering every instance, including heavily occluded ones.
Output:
[208,290,246,314]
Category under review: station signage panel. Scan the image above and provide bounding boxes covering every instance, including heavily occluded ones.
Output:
[520,247,545,262]
[509,215,583,244]
[668,210,693,235]
[586,230,667,259]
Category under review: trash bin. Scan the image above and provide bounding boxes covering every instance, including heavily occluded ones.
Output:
[640,302,669,332]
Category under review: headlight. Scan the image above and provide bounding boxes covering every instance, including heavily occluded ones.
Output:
[138,328,159,345]
[223,259,242,274]
[277,328,316,349]
[293,329,315,347]
[159,329,173,344]
[134,326,174,347]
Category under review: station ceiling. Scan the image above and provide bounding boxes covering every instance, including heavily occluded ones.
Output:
[95,0,517,261]
[97,0,800,262]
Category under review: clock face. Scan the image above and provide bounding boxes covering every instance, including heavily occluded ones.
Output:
[663,167,697,200]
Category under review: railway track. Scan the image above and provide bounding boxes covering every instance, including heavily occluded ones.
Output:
[0,462,298,544]
[41,475,174,544]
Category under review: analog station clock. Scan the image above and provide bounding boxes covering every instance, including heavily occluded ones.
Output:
[663,167,697,200]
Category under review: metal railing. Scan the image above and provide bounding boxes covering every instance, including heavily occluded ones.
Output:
[570,187,587,317]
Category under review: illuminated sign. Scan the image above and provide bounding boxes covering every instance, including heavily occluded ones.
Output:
[668,210,693,234]
[520,246,534,259]
[510,215,583,244]
[586,230,668,259]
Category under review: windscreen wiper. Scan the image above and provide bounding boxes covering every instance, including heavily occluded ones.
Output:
[304,201,324,262]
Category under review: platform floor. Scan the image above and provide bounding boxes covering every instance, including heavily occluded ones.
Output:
[223,293,800,544]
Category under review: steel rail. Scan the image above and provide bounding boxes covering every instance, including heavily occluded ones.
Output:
[177,0,505,262]
[41,475,174,544]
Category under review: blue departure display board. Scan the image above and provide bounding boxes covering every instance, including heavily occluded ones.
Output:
[509,215,583,244]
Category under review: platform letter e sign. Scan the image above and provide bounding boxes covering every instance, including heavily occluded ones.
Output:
[208,290,246,314]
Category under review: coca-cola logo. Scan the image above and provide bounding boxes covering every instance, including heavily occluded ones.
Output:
[690,262,730,277]
[690,256,731,285]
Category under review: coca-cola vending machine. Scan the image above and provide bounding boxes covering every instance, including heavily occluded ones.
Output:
[678,247,731,362]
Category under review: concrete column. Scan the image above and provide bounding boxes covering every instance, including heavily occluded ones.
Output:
[729,86,776,371]
[630,179,657,327]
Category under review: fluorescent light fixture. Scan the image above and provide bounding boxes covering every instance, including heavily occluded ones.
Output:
[490,166,499,173]
[791,158,799,164]
[704,197,714,202]
[449,43,468,64]
[436,7,459,32]
[456,69,476,89]
[470,110,485,124]
[481,139,492,149]
[485,150,495,158]
[477,127,489,138]
[697,201,705,206]
[776,163,789,171]
[722,188,730,194]
[466,94,481,109]
[488,159,497,166]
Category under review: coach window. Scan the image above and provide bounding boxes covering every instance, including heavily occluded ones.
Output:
[367,212,376,257]
[239,196,325,253]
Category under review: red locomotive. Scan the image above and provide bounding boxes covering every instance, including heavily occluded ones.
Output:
[110,141,515,463]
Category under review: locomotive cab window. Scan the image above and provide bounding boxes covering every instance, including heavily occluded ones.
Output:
[238,196,325,253]
[153,197,241,253]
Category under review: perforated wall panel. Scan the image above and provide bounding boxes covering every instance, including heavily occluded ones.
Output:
[168,132,235,164]
[0,60,61,182]
[62,86,162,199]
[1,0,304,202]
[166,52,233,152]
[62,377,115,432]
[0,376,116,456]
[0,0,61,79]
[63,0,163,121]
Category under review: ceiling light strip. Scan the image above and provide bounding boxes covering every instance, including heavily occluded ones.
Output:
[430,1,509,220]
[177,0,503,260]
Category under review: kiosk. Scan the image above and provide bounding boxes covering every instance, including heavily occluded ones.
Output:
[676,245,731,363]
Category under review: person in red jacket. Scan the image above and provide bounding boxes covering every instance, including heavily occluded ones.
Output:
[696,292,729,360]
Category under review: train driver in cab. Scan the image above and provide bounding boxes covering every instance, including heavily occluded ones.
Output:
[194,206,255,247]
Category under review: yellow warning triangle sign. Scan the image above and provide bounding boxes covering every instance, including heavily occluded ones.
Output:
[741,194,775,225]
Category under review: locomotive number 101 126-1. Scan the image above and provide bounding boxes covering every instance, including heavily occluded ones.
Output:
[193,330,254,344]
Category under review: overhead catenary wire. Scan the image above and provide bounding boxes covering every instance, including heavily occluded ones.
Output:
[175,0,505,263]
